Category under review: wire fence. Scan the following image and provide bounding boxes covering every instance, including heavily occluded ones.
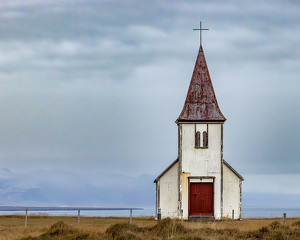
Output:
[0,206,144,229]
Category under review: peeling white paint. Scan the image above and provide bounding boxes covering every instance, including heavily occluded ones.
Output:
[223,163,242,219]
[180,123,222,219]
[157,161,179,218]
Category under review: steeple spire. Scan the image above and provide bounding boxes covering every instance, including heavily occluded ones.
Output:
[177,45,226,122]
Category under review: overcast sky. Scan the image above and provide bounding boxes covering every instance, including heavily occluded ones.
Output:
[0,0,300,203]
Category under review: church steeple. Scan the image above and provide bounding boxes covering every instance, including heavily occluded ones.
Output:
[177,45,226,122]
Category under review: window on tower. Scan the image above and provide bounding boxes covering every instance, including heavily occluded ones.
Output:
[195,131,200,148]
[203,131,208,148]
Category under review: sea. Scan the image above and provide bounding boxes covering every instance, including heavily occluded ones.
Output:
[1,207,300,218]
[241,207,300,218]
[0,207,153,218]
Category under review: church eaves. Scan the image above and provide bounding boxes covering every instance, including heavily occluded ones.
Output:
[177,45,226,122]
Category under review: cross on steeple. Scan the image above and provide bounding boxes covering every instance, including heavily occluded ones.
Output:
[193,21,209,47]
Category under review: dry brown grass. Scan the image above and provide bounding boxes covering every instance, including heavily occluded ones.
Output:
[185,217,299,231]
[1,214,300,239]
[0,214,155,240]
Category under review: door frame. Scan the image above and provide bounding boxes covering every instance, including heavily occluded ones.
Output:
[188,176,215,217]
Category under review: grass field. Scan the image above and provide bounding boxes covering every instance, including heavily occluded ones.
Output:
[1,214,300,239]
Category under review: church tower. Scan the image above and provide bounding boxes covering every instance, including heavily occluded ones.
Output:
[176,45,226,220]
[154,44,243,220]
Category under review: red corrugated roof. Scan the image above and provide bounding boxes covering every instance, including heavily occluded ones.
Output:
[177,45,226,122]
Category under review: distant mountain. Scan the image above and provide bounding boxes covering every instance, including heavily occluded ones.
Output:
[0,168,155,207]
[2,168,299,209]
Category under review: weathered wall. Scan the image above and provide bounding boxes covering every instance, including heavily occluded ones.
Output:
[180,123,222,219]
[158,161,179,218]
[222,163,242,219]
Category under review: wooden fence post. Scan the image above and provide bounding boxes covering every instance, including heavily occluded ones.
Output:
[158,208,161,222]
[25,208,28,229]
[232,209,234,227]
[78,210,80,224]
[130,209,132,224]
[283,213,286,225]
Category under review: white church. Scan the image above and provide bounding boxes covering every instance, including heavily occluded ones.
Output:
[154,44,244,220]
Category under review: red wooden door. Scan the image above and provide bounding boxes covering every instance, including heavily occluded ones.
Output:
[189,183,213,216]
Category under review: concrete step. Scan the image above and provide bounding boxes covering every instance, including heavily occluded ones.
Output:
[188,215,215,221]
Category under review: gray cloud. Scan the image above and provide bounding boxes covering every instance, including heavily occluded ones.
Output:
[0,0,299,208]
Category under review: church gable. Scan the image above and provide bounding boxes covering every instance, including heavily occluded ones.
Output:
[223,160,244,181]
[154,158,178,183]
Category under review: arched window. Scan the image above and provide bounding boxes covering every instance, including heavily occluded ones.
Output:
[195,131,200,148]
[203,131,208,148]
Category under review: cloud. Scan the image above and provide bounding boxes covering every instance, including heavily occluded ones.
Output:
[0,0,299,208]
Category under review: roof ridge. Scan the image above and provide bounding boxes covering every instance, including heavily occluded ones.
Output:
[154,158,179,183]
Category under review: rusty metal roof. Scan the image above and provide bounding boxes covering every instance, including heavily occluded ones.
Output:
[177,45,226,122]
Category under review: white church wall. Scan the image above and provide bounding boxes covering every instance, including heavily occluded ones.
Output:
[222,163,241,219]
[158,161,179,218]
[180,123,222,219]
